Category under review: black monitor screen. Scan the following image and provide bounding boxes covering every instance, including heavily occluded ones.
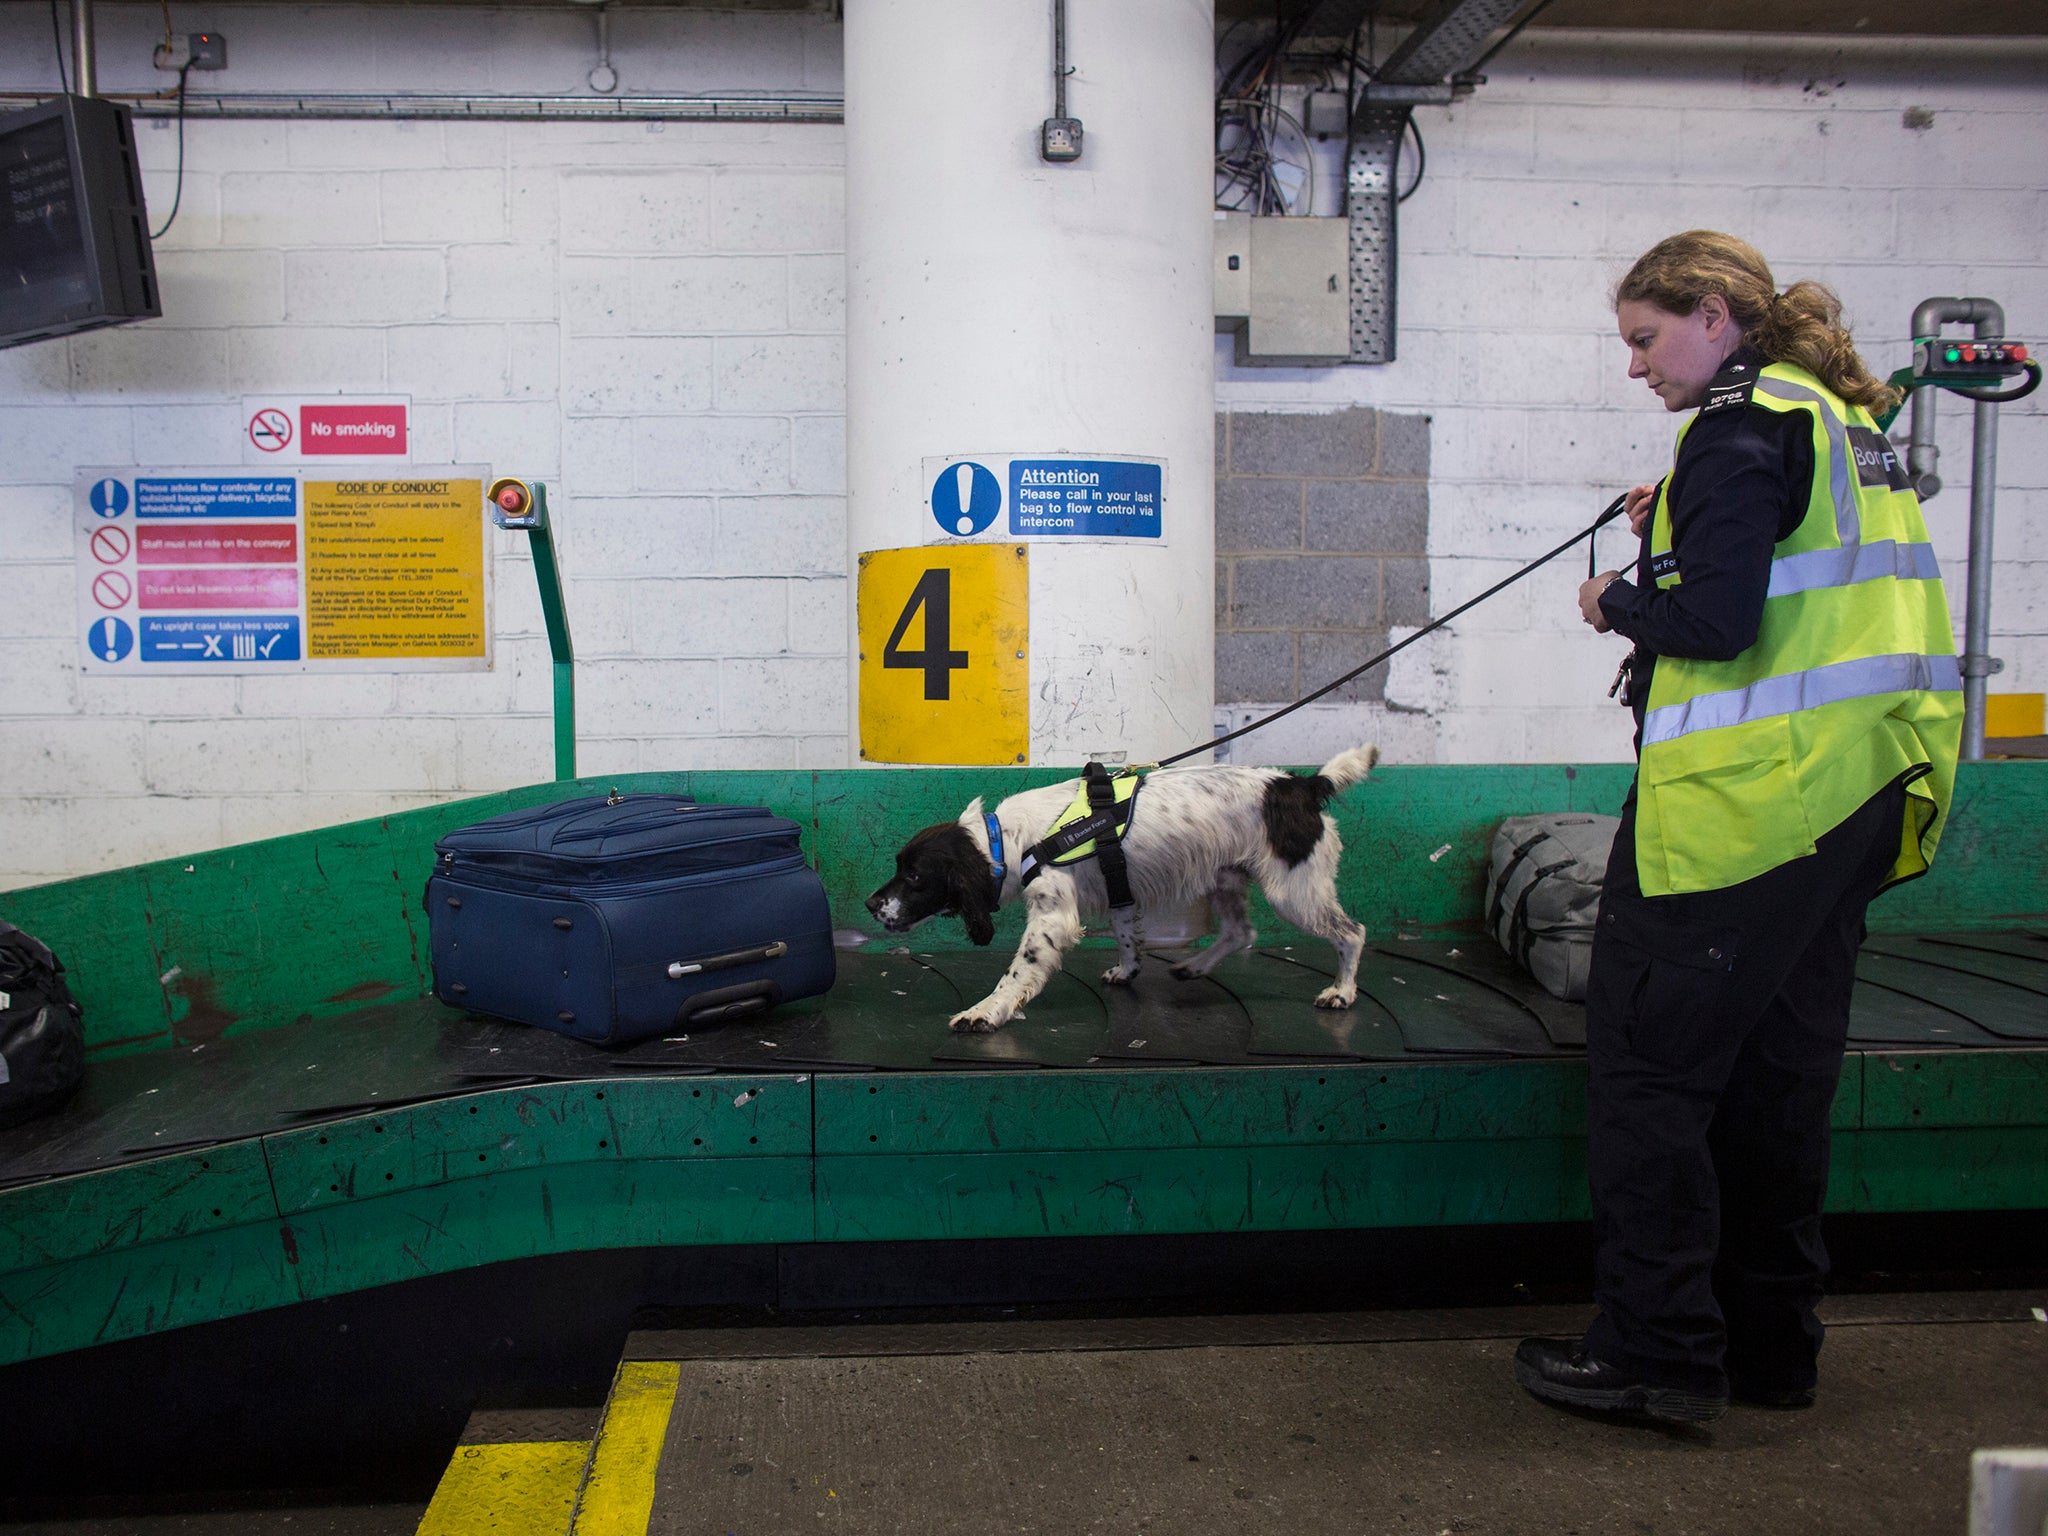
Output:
[0,95,158,348]
[3,115,90,309]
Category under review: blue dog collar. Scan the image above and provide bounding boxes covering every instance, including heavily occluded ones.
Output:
[984,810,1006,900]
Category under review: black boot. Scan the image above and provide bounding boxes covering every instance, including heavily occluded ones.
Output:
[1728,1370,1816,1409]
[1514,1337,1728,1424]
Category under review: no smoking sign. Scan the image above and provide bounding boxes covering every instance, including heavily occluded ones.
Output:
[248,408,293,453]
[241,396,411,464]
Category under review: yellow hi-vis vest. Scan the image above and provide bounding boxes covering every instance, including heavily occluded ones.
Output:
[1633,360,1962,898]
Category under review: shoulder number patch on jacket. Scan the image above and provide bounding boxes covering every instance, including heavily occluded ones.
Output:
[1701,360,1756,415]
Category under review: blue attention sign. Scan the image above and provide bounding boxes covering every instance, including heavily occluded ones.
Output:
[86,616,135,662]
[136,478,298,519]
[89,479,130,518]
[1009,460,1161,539]
[140,616,302,664]
[930,461,1003,538]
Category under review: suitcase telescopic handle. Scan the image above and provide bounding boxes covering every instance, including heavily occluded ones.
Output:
[678,979,783,1026]
[667,940,788,979]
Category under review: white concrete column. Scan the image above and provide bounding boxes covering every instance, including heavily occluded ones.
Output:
[844,0,1216,767]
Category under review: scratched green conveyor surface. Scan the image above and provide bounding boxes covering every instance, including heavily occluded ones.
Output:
[0,762,2043,1366]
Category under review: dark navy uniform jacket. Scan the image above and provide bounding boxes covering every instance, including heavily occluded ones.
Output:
[1596,347,1816,745]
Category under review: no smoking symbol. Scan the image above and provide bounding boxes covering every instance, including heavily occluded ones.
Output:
[92,571,133,610]
[249,407,293,453]
[90,525,130,564]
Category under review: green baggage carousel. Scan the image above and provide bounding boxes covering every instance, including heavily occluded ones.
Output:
[1,762,2044,1367]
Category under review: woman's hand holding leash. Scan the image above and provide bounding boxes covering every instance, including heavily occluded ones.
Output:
[1624,481,1658,535]
[1576,482,1655,633]
[1580,572,1620,632]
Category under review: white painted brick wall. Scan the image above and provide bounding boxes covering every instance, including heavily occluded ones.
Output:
[0,4,847,886]
[1,13,2042,886]
[1218,29,2048,770]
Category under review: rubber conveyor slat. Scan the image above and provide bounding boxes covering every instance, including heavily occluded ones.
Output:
[2,937,2044,1189]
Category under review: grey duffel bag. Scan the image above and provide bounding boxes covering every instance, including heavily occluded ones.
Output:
[1485,813,1621,1002]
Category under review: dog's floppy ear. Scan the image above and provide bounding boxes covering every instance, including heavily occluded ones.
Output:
[951,856,997,946]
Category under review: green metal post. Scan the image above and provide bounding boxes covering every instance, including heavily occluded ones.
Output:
[523,484,576,781]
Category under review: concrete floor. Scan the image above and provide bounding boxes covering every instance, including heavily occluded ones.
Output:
[7,1293,2045,1535]
[637,1294,2048,1536]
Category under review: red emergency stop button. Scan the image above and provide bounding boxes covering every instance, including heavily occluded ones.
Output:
[496,484,527,513]
[1961,344,1978,363]
[2013,344,2029,363]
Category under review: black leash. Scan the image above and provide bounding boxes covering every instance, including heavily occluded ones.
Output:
[1153,493,1631,770]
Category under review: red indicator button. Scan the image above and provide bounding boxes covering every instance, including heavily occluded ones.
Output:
[2013,344,2029,363]
[1961,345,1978,363]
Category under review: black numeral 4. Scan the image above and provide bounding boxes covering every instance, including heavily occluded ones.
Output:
[883,567,970,701]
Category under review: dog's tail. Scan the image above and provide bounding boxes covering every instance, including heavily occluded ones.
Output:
[1316,743,1380,796]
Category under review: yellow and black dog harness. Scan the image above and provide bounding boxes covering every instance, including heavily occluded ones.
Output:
[1011,762,1142,910]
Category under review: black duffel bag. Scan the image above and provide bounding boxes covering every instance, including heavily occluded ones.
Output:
[0,921,85,1129]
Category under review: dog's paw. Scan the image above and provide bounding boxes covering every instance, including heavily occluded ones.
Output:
[948,1008,1003,1033]
[1169,961,1202,981]
[1313,986,1356,1010]
[1101,964,1139,987]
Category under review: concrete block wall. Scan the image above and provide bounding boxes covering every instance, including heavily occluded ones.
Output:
[1216,30,2048,770]
[1214,407,1431,708]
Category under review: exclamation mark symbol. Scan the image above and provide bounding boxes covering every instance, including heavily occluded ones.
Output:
[100,618,117,660]
[955,464,976,536]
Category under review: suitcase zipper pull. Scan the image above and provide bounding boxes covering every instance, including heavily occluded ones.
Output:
[606,787,624,806]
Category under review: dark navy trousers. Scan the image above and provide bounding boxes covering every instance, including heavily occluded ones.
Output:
[1581,777,1907,1395]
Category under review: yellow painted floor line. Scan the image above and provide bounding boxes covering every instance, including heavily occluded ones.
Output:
[571,1359,684,1536]
[415,1439,591,1536]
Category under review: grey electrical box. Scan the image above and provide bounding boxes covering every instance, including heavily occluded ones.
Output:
[1213,211,1251,330]
[1213,215,1351,366]
[1306,90,1349,140]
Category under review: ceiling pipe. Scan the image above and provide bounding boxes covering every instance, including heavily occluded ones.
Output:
[70,0,96,97]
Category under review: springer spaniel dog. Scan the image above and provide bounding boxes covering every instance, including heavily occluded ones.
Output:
[864,745,1378,1032]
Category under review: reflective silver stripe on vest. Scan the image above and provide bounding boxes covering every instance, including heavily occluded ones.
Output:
[1754,375,1859,546]
[1642,651,1962,747]
[1767,538,1943,598]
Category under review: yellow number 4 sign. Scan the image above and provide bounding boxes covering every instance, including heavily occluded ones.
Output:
[857,544,1028,765]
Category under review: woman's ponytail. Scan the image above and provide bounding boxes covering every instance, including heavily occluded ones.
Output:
[1747,279,1900,415]
[1616,231,1901,416]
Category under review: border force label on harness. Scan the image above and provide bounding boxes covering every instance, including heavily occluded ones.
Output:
[857,544,1029,765]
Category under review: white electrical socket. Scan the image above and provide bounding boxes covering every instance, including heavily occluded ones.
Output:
[1041,117,1083,163]
[154,33,227,71]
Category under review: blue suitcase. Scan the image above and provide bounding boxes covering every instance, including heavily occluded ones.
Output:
[425,792,835,1043]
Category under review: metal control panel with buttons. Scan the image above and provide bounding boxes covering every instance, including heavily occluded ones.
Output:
[1914,337,2032,383]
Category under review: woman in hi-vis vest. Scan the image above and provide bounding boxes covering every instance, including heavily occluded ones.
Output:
[1515,231,1962,1424]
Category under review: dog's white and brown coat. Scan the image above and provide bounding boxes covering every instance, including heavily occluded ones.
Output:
[865,745,1379,1031]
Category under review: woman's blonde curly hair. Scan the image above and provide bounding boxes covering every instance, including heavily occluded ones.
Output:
[1616,229,1900,415]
